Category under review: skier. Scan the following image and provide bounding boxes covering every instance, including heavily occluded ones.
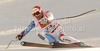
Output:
[16,6,88,46]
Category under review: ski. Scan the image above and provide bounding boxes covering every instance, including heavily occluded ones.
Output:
[52,42,91,48]
[20,41,91,48]
[21,41,52,48]
[55,9,98,20]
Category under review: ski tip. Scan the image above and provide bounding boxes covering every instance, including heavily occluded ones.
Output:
[95,9,98,11]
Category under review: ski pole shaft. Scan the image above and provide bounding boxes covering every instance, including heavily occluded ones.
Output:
[5,39,18,49]
[55,9,98,20]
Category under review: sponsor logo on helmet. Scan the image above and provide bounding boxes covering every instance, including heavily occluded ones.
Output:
[32,8,39,14]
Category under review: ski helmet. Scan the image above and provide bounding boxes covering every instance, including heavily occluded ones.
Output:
[32,6,43,16]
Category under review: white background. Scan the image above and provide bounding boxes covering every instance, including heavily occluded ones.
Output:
[0,0,100,51]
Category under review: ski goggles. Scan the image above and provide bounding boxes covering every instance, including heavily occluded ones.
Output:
[33,11,40,16]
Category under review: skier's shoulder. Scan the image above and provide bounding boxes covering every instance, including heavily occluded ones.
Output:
[29,19,36,25]
[45,11,51,13]
[31,21,35,23]
[44,11,53,15]
[31,18,39,25]
[28,21,35,26]
[43,11,54,18]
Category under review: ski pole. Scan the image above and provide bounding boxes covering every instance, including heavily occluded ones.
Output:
[55,9,98,20]
[5,39,18,49]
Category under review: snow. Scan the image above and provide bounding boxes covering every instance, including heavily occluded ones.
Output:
[0,0,100,51]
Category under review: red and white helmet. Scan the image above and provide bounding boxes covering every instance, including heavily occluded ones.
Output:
[32,6,43,15]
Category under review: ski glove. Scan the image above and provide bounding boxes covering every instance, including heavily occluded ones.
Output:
[16,34,23,40]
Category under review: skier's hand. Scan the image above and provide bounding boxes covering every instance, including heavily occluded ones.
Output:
[16,34,23,40]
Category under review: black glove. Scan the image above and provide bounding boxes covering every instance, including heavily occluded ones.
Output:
[16,34,23,40]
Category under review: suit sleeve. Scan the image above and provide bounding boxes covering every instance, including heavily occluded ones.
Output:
[20,21,35,36]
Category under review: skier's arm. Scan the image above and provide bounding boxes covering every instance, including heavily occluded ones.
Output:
[21,21,35,36]
[16,21,35,40]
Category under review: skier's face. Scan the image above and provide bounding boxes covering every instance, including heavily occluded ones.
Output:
[32,12,43,20]
[35,14,43,20]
